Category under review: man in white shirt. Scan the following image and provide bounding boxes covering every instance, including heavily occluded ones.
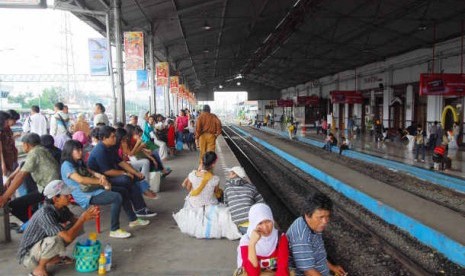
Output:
[93,103,110,126]
[23,105,48,135]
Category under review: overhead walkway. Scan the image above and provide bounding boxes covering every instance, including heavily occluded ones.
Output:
[0,136,242,275]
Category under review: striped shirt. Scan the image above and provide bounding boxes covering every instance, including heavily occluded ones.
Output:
[224,178,264,225]
[18,203,73,262]
[286,216,329,276]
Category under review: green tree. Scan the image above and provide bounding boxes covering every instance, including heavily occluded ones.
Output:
[27,87,65,110]
[7,92,32,108]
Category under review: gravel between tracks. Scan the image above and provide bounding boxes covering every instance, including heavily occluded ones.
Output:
[225,126,465,275]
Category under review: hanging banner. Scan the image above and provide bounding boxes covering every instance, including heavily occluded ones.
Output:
[330,91,364,104]
[136,70,148,91]
[419,73,465,96]
[179,84,186,99]
[297,96,320,106]
[169,76,179,93]
[156,62,169,86]
[124,32,144,70]
[277,99,294,107]
[88,38,109,76]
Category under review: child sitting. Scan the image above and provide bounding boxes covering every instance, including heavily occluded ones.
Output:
[339,136,350,155]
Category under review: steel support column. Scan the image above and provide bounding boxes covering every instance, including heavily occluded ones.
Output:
[148,33,156,114]
[113,0,125,123]
[106,13,117,125]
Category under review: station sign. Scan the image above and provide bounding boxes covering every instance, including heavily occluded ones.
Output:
[297,96,319,106]
[419,73,465,96]
[330,91,364,104]
[277,99,294,107]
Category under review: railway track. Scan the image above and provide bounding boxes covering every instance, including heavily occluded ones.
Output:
[223,125,465,275]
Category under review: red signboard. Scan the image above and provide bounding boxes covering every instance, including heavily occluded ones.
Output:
[297,96,320,106]
[419,73,465,96]
[330,91,364,104]
[277,99,294,107]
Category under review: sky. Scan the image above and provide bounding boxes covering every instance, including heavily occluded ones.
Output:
[0,2,247,112]
[0,6,101,75]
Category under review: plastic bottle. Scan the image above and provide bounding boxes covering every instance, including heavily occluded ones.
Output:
[88,232,97,246]
[104,243,112,271]
[98,253,106,275]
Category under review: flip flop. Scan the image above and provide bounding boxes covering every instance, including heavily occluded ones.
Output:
[57,256,74,265]
[162,169,172,178]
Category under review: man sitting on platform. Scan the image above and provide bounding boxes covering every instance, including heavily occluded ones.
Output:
[287,193,346,276]
[224,166,264,234]
[18,180,99,276]
[87,126,156,219]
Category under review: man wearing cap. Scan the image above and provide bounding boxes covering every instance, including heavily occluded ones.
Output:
[195,105,222,163]
[224,166,264,234]
[18,180,99,276]
[0,133,60,222]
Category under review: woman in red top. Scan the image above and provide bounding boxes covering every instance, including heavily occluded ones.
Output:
[167,119,176,156]
[236,203,290,276]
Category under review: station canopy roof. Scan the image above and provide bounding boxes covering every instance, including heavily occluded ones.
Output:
[55,0,465,99]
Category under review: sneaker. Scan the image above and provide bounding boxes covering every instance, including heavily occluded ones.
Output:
[421,159,425,163]
[109,229,131,239]
[129,218,150,227]
[414,159,418,162]
[135,208,157,218]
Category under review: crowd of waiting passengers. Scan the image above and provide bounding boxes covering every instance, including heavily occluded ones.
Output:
[0,103,347,276]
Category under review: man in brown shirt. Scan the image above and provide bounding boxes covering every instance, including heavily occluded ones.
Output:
[195,105,222,163]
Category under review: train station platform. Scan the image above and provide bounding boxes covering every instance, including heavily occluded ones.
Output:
[269,125,465,179]
[0,136,241,276]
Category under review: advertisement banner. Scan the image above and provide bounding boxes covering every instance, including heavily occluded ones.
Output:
[156,62,169,86]
[136,70,148,91]
[297,96,319,106]
[169,76,179,93]
[179,84,186,99]
[124,32,144,70]
[88,38,109,76]
[277,99,294,107]
[419,73,465,96]
[330,91,364,104]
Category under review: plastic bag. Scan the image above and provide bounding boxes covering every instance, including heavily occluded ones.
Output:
[149,171,162,192]
[176,139,183,151]
[173,204,242,240]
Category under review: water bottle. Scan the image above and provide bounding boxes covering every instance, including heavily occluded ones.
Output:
[98,253,106,275]
[104,243,112,271]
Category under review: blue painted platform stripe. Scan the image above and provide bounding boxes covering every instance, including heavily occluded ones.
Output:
[231,126,465,267]
[259,127,465,193]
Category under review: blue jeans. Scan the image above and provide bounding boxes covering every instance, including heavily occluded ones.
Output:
[150,150,165,171]
[415,143,426,160]
[89,191,122,231]
[136,180,150,193]
[108,175,146,220]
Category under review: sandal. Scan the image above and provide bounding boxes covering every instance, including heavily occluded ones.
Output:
[143,190,159,199]
[162,168,172,178]
[57,256,74,265]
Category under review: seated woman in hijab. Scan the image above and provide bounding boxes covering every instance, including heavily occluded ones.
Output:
[235,203,290,276]
[173,151,241,240]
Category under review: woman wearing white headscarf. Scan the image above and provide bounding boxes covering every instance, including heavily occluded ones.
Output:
[236,203,290,276]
